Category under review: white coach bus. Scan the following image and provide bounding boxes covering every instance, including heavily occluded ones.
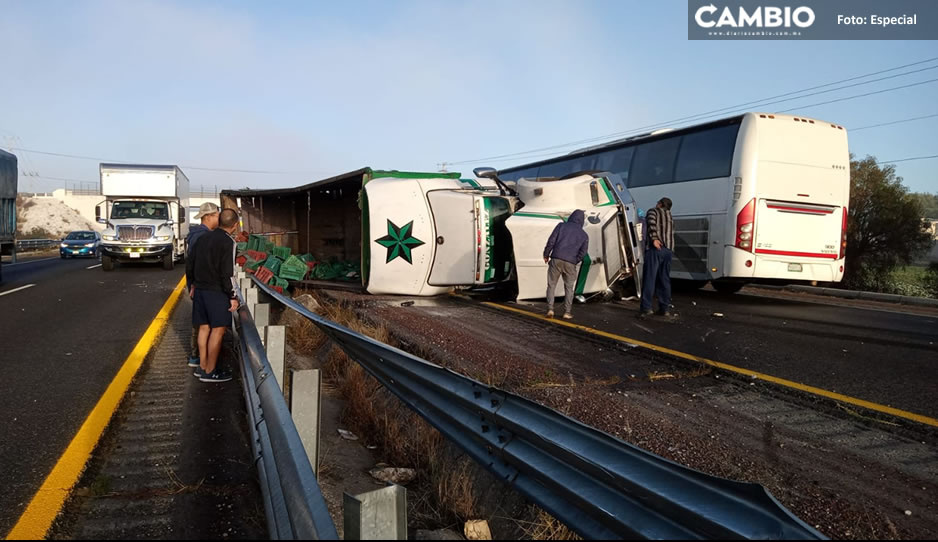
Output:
[498,113,850,293]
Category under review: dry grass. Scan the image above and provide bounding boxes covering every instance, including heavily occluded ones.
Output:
[286,290,485,529]
[506,507,581,541]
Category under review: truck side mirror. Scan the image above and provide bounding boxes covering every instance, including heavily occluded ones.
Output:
[473,167,498,179]
[95,205,101,220]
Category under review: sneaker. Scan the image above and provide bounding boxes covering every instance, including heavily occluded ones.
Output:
[562,313,574,320]
[656,310,678,320]
[187,356,200,368]
[546,310,555,318]
[200,370,233,383]
[636,309,654,319]
[193,367,205,378]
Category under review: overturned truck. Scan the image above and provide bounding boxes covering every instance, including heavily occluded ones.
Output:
[221,167,642,300]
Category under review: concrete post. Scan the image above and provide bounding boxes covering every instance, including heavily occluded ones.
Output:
[254,304,270,343]
[289,369,322,477]
[344,485,407,540]
[264,325,285,393]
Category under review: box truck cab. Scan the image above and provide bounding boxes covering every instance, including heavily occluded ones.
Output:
[362,171,517,296]
[504,171,644,301]
[96,164,190,271]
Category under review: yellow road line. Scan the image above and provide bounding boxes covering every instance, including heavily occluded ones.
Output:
[6,275,186,540]
[484,302,938,429]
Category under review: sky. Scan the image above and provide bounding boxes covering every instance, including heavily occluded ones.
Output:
[0,0,936,194]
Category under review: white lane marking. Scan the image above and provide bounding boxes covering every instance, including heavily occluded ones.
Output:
[0,284,36,297]
[86,264,102,270]
[4,257,60,266]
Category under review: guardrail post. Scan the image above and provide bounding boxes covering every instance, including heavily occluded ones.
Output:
[289,368,321,477]
[246,287,259,309]
[343,485,407,540]
[254,304,270,344]
[264,325,285,393]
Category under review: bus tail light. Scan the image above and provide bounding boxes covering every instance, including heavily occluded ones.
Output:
[840,207,848,259]
[736,198,756,252]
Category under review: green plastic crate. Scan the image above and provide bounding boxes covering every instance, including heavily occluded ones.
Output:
[279,260,308,281]
[247,234,265,252]
[263,256,283,274]
[243,257,263,272]
[271,276,290,289]
[236,242,248,252]
[263,240,276,254]
[298,253,315,263]
[271,246,292,260]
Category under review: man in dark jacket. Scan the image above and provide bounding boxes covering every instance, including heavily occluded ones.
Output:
[543,209,590,319]
[185,202,219,368]
[192,208,239,383]
[638,197,676,319]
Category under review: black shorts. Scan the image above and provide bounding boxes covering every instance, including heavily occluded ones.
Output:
[192,289,232,329]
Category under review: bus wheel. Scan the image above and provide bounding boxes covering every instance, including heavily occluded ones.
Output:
[673,279,708,292]
[712,280,745,294]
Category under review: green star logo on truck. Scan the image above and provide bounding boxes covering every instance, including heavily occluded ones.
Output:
[376,219,425,264]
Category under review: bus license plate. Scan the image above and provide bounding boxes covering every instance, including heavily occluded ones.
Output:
[788,263,802,272]
[129,252,141,259]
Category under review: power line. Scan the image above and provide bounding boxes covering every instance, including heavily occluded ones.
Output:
[0,146,330,176]
[848,113,938,132]
[447,56,938,166]
[474,79,938,168]
[878,154,938,164]
[777,78,938,113]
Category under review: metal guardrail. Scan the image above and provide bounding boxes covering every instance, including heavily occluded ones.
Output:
[16,238,59,251]
[248,277,826,540]
[231,288,339,540]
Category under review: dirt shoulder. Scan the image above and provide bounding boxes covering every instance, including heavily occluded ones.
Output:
[321,290,938,540]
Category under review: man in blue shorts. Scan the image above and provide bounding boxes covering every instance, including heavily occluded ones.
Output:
[191,208,241,383]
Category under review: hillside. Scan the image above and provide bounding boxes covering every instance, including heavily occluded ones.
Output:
[16,196,96,239]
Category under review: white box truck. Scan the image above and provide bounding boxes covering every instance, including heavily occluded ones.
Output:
[96,163,189,271]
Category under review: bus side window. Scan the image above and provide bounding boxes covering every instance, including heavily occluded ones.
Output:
[630,137,680,188]
[675,124,739,182]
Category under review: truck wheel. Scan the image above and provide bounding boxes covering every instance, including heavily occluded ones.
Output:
[163,253,175,270]
[102,254,115,271]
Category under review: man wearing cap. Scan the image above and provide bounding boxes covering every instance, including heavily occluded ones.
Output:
[186,202,220,367]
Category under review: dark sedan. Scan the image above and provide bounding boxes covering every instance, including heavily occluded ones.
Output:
[60,231,101,259]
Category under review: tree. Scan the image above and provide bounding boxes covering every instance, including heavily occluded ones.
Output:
[910,192,938,220]
[844,155,933,290]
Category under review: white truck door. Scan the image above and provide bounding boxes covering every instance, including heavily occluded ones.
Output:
[427,191,477,286]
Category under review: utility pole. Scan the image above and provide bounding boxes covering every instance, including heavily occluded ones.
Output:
[437,162,448,173]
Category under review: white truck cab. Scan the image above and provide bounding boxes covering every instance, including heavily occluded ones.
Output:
[505,171,643,301]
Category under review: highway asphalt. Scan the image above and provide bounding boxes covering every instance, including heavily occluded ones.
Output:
[0,255,184,535]
[504,286,938,421]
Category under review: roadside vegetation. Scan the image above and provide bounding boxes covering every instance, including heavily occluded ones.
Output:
[843,156,936,297]
[281,290,573,539]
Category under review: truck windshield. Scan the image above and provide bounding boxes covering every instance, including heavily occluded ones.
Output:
[111,201,169,220]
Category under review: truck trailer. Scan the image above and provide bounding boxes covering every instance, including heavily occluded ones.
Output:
[96,164,190,271]
[222,167,643,301]
[0,149,17,282]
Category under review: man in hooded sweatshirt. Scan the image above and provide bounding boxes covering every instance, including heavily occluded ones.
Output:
[185,202,219,367]
[543,209,590,320]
